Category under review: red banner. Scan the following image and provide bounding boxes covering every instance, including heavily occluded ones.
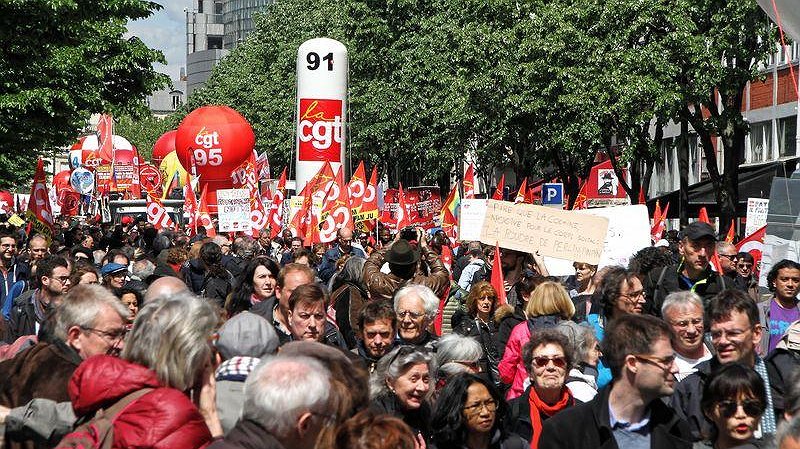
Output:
[380,186,442,231]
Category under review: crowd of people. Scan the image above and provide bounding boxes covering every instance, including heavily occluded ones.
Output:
[0,215,800,449]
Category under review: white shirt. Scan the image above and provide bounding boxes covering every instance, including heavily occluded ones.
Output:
[674,345,712,381]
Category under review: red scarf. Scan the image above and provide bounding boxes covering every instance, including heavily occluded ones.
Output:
[528,387,573,449]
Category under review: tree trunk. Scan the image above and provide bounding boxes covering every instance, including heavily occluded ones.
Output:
[678,118,690,227]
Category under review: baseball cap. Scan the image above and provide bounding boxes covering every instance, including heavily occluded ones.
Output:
[100,262,128,277]
[678,222,717,241]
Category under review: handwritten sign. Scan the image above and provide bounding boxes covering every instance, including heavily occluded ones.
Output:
[746,198,769,236]
[479,200,608,264]
[576,204,650,268]
[217,189,252,233]
[459,199,487,241]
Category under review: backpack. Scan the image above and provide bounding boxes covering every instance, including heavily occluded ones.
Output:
[55,388,153,449]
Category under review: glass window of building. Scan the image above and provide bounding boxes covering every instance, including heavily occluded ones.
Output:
[749,121,772,163]
[208,36,223,49]
[778,117,797,157]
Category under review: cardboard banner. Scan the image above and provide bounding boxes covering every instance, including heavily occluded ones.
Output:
[217,188,252,233]
[380,186,442,231]
[459,199,487,241]
[479,200,608,264]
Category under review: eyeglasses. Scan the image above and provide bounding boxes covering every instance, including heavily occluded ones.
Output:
[51,276,71,284]
[717,400,763,418]
[633,354,676,372]
[719,254,738,261]
[710,328,752,341]
[670,318,703,330]
[620,290,645,302]
[532,356,567,369]
[463,399,497,415]
[737,263,753,269]
[80,326,128,341]
[397,310,425,320]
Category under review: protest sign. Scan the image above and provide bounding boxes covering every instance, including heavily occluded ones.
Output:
[746,198,769,236]
[459,199,487,241]
[576,204,650,268]
[479,200,608,264]
[217,188,252,232]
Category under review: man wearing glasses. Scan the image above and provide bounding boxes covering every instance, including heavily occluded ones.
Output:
[317,227,365,284]
[6,256,70,342]
[644,222,736,316]
[671,289,781,441]
[661,291,712,381]
[716,241,740,279]
[539,314,692,449]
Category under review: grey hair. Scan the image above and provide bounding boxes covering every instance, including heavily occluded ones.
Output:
[393,284,439,320]
[233,236,257,258]
[121,291,218,391]
[132,259,156,280]
[338,256,366,285]
[243,355,330,438]
[776,414,800,448]
[554,321,597,368]
[54,284,129,340]
[661,291,704,317]
[369,345,437,399]
[436,333,483,378]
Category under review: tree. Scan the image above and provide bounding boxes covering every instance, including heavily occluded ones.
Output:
[115,112,179,163]
[0,0,169,187]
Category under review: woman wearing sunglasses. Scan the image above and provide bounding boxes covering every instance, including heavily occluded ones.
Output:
[698,363,767,449]
[430,373,526,449]
[507,329,575,448]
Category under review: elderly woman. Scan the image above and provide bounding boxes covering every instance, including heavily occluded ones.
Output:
[499,281,574,400]
[697,363,767,449]
[393,284,440,350]
[554,321,601,402]
[455,281,502,387]
[370,345,437,439]
[225,256,280,318]
[330,256,369,349]
[435,333,483,390]
[430,373,526,449]
[63,291,221,447]
[508,329,576,447]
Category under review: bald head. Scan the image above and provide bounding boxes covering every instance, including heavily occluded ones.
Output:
[337,227,354,252]
[144,276,189,302]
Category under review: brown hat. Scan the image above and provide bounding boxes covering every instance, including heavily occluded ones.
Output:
[385,239,419,266]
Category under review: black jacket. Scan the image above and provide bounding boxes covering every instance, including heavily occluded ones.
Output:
[207,419,285,449]
[539,385,692,449]
[8,290,47,342]
[496,306,525,357]
[370,394,433,439]
[643,264,736,316]
[251,296,348,349]
[765,348,798,413]
[181,259,206,294]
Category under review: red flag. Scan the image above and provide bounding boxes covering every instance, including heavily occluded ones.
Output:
[638,187,646,205]
[514,178,527,204]
[268,168,287,238]
[491,245,507,306]
[357,166,380,232]
[317,167,353,243]
[572,181,588,210]
[736,225,766,277]
[463,164,476,199]
[96,113,114,162]
[492,174,505,200]
[525,184,537,204]
[348,161,367,211]
[396,183,411,230]
[184,172,198,236]
[698,207,711,224]
[651,202,670,241]
[653,200,663,227]
[146,195,175,230]
[433,283,451,337]
[441,206,458,241]
[25,158,54,241]
[198,184,217,237]
[725,219,736,243]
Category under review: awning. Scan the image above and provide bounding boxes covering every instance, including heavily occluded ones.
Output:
[646,157,800,218]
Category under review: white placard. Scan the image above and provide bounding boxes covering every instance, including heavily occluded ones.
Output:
[217,188,252,232]
[746,198,769,236]
[576,204,651,269]
[459,199,487,241]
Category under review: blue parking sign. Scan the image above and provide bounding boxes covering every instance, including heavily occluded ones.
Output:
[542,183,564,206]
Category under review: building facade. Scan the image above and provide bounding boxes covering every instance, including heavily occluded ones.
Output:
[186,0,228,95]
[223,0,273,49]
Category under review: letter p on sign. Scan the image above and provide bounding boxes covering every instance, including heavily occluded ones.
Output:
[542,183,564,207]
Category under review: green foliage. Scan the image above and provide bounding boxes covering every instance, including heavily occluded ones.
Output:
[115,112,178,162]
[0,0,169,186]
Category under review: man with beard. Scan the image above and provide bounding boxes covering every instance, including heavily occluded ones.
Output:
[7,256,70,342]
[354,300,397,372]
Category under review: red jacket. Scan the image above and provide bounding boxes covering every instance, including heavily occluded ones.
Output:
[68,355,212,449]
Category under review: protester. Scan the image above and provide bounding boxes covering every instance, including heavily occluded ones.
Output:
[539,314,692,449]
[627,245,675,281]
[766,321,800,419]
[279,236,303,266]
[329,256,369,349]
[393,284,440,349]
[144,275,189,302]
[319,227,366,283]
[246,263,314,344]
[430,373,525,449]
[499,281,574,400]
[759,259,800,354]
[334,409,418,449]
[662,291,712,381]
[435,333,483,388]
[569,262,599,323]
[226,256,280,318]
[67,259,99,287]
[0,231,30,317]
[287,283,347,348]
[736,252,760,301]
[7,256,70,341]
[370,345,436,439]
[554,321,600,402]
[62,291,222,447]
[354,300,397,373]
[717,241,740,279]
[696,363,767,449]
[197,242,234,308]
[495,272,546,356]
[454,281,502,387]
[114,286,142,321]
[672,289,780,441]
[209,354,331,449]
[100,262,128,290]
[644,222,736,314]
[456,245,486,296]
[775,417,800,449]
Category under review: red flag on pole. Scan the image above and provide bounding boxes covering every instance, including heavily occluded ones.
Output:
[268,168,287,238]
[146,195,175,230]
[492,174,505,200]
[725,219,736,243]
[571,181,588,210]
[25,158,54,241]
[348,161,367,211]
[651,202,670,241]
[396,183,411,231]
[490,244,507,306]
[198,184,217,237]
[736,225,766,277]
[514,178,527,204]
[463,164,476,199]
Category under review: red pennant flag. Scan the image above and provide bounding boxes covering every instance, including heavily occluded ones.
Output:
[492,174,505,200]
[396,183,411,231]
[317,167,353,243]
[433,283,451,337]
[698,207,711,224]
[638,187,646,205]
[491,244,508,306]
[572,181,588,210]
[198,184,217,237]
[268,168,287,238]
[725,219,736,243]
[146,195,176,230]
[358,166,380,232]
[736,225,766,277]
[348,161,367,211]
[441,206,458,242]
[463,164,476,199]
[514,178,527,204]
[96,113,114,163]
[651,202,670,241]
[25,158,54,241]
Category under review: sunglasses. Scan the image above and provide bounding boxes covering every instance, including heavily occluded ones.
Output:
[532,356,567,369]
[717,400,763,418]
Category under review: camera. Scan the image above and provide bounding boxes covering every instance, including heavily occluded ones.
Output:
[399,226,417,241]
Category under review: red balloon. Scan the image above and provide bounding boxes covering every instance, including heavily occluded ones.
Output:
[174,106,255,182]
[114,147,137,165]
[152,130,177,166]
[0,191,13,214]
[53,170,72,195]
